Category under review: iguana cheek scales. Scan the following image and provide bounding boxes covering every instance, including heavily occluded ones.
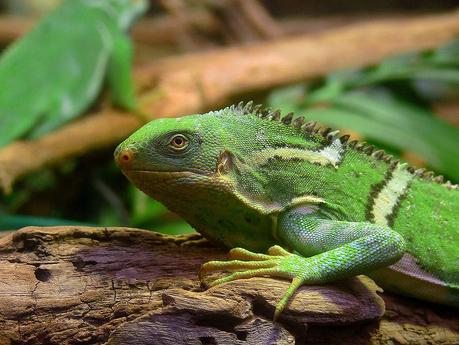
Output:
[116,101,459,318]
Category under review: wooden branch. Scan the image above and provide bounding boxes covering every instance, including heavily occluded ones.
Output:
[0,111,143,194]
[232,0,283,39]
[0,13,220,46]
[3,10,459,193]
[0,15,34,43]
[205,0,283,43]
[0,226,457,344]
[133,12,221,46]
[281,13,425,35]
[135,9,459,111]
[0,12,450,46]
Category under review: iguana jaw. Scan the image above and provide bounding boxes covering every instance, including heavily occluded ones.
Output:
[121,169,223,199]
[124,169,208,178]
[121,169,212,191]
[122,170,278,209]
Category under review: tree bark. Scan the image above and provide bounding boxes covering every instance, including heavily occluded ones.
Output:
[0,226,457,344]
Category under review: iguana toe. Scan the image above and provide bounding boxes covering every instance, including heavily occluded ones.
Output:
[200,245,308,320]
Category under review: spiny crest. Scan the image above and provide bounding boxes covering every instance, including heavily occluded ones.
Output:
[230,101,323,138]
[226,101,458,189]
[229,101,364,146]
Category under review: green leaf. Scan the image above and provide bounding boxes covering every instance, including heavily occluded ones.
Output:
[266,84,306,113]
[130,187,169,225]
[154,221,195,235]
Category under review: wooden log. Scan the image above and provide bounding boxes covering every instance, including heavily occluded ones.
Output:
[0,226,458,344]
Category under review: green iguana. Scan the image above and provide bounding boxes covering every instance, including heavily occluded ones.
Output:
[115,102,459,319]
[0,0,148,147]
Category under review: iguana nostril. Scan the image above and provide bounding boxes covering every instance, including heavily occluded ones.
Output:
[115,148,134,167]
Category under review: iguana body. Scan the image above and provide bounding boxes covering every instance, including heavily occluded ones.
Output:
[0,0,148,147]
[115,102,459,319]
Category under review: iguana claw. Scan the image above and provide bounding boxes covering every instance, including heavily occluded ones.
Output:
[200,245,305,320]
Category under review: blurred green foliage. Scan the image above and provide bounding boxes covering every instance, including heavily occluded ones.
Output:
[128,187,194,235]
[0,214,90,231]
[0,158,194,234]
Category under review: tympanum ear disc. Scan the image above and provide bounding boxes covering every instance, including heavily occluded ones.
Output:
[216,150,235,175]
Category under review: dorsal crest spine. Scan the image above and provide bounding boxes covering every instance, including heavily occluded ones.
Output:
[226,101,458,189]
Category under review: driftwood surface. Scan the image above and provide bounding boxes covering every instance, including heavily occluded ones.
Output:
[2,10,459,193]
[0,227,458,344]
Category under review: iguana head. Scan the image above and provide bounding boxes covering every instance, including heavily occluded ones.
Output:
[115,109,252,218]
[115,102,335,216]
[114,103,331,206]
[115,112,226,179]
[116,105,292,250]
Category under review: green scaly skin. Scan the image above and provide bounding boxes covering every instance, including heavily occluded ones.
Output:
[115,102,459,319]
[0,0,148,147]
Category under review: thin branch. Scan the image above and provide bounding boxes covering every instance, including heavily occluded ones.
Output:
[234,0,283,39]
[0,13,221,46]
[0,112,142,194]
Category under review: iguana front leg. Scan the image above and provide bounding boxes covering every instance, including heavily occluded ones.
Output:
[201,206,406,319]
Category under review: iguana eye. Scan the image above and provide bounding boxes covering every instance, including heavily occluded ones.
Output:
[169,134,189,151]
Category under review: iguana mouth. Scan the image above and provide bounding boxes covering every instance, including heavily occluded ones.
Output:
[122,170,215,188]
[125,169,211,177]
[127,170,192,175]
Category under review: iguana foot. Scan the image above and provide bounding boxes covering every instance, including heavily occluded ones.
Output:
[200,245,309,320]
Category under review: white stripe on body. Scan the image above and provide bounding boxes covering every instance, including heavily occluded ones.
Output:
[248,138,345,168]
[371,164,413,226]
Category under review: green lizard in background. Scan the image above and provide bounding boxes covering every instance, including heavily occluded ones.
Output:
[115,102,459,319]
[0,0,148,147]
